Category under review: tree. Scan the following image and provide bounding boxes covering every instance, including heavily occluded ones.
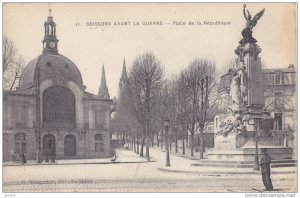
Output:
[175,73,192,155]
[129,52,164,161]
[180,58,217,157]
[3,35,25,91]
[161,76,180,153]
[113,61,140,152]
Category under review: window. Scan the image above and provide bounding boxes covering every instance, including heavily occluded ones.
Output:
[13,105,28,128]
[275,74,282,85]
[43,86,76,129]
[95,109,106,129]
[95,134,103,141]
[274,92,283,108]
[100,143,104,152]
[20,105,28,128]
[15,133,26,154]
[95,134,105,152]
[274,113,283,130]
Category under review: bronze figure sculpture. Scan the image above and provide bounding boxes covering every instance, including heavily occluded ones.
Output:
[240,4,265,45]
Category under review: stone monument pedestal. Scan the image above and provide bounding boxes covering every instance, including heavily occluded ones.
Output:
[207,133,293,161]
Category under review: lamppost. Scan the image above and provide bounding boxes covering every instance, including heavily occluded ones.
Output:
[253,119,260,171]
[164,117,170,167]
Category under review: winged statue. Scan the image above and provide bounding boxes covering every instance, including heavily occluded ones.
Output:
[240,4,265,44]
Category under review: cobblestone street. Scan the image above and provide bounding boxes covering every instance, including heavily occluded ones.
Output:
[3,177,296,192]
[3,148,297,192]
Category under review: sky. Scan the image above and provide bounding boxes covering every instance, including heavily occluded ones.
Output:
[3,3,296,98]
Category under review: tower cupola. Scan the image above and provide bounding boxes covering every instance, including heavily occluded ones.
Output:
[42,8,59,54]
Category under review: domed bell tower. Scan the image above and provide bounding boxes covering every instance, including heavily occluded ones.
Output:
[43,8,59,54]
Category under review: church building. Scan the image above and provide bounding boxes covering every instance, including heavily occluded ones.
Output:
[3,11,113,161]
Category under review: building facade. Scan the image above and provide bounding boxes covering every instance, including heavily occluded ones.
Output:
[262,65,296,132]
[3,13,113,162]
[262,65,296,147]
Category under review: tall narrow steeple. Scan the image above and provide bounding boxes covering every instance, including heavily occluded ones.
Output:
[98,65,110,99]
[42,6,59,54]
[119,58,129,91]
[121,58,128,80]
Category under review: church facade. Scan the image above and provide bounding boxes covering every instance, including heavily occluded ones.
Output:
[3,12,113,161]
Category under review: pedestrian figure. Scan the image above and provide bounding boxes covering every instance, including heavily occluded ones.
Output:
[44,147,49,162]
[111,151,117,162]
[260,148,273,191]
[20,152,27,165]
[50,145,56,163]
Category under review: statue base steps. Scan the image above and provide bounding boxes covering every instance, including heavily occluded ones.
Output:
[191,158,297,169]
[207,147,293,161]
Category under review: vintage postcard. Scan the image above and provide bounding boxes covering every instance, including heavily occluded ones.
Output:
[2,2,297,194]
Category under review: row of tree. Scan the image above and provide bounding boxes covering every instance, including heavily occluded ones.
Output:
[112,52,220,160]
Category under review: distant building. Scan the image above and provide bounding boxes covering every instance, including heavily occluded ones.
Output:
[263,65,296,147]
[262,64,296,132]
[189,122,215,151]
[215,65,296,147]
[3,12,113,162]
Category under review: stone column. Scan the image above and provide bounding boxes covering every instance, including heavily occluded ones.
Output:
[235,42,265,111]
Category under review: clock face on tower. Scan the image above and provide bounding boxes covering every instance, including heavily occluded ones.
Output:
[49,41,56,48]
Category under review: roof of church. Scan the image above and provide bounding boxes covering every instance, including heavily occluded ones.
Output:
[121,59,128,80]
[19,53,84,88]
[98,65,110,99]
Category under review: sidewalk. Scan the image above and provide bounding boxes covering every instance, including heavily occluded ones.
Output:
[160,142,208,160]
[3,149,153,166]
[151,147,297,176]
[158,166,297,175]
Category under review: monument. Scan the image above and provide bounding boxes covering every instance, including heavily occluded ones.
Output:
[207,5,293,162]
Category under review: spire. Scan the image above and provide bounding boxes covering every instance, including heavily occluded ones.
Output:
[119,58,129,91]
[43,6,58,54]
[48,4,53,21]
[98,65,110,99]
[121,58,128,80]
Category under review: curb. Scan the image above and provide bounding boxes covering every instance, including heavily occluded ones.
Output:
[3,160,156,167]
[157,168,297,175]
[157,148,201,160]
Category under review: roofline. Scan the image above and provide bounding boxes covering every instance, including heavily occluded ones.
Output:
[20,53,84,88]
[262,69,296,73]
[83,98,113,102]
[59,53,84,85]
[4,92,35,97]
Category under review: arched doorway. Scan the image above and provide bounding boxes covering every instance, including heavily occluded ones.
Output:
[42,86,76,129]
[43,134,56,160]
[64,135,76,156]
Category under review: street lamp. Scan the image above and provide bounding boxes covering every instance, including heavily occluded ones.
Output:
[164,117,170,167]
[253,119,260,171]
